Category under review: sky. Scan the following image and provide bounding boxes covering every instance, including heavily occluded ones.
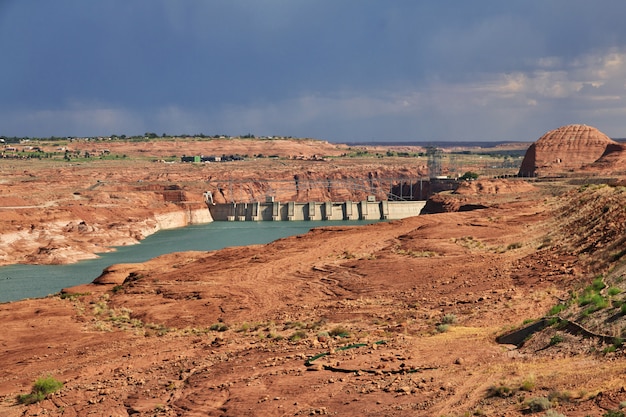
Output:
[2,1,626,142]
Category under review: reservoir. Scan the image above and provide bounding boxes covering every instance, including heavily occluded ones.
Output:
[0,220,377,303]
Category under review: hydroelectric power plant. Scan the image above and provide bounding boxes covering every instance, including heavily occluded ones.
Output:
[204,176,452,221]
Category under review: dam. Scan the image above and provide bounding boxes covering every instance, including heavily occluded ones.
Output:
[206,197,426,221]
[201,176,458,221]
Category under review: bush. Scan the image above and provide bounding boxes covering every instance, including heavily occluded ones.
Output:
[550,334,564,346]
[520,376,536,392]
[546,317,560,326]
[289,330,307,341]
[591,294,609,310]
[548,304,566,316]
[328,326,350,338]
[608,287,622,296]
[486,384,516,398]
[592,277,606,291]
[18,376,63,404]
[441,313,458,325]
[209,323,229,332]
[527,396,552,412]
[603,345,617,354]
[436,324,450,333]
[579,293,608,311]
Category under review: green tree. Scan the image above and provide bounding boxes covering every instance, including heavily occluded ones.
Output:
[459,171,479,180]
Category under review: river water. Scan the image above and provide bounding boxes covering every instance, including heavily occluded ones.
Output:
[0,220,377,303]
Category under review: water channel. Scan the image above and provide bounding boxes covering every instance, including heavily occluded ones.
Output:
[0,220,378,303]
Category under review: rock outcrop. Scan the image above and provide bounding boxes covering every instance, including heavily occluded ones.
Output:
[518,124,621,177]
[589,142,626,173]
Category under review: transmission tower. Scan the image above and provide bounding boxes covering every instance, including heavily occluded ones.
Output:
[426,147,443,178]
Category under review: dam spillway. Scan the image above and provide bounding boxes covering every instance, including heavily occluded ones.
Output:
[202,175,446,221]
[207,199,426,221]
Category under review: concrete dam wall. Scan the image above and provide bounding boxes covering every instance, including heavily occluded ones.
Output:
[208,199,426,221]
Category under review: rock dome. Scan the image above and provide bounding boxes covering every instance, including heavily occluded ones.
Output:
[518,124,619,177]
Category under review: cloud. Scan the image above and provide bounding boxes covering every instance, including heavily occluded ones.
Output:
[283,47,626,140]
[0,102,143,138]
[3,2,626,140]
[6,46,626,141]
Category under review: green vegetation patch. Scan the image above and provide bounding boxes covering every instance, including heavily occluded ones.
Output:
[18,375,63,404]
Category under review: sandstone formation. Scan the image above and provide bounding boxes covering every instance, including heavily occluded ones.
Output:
[518,124,622,177]
[589,141,626,173]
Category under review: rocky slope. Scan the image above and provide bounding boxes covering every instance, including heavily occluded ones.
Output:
[0,161,212,266]
[2,179,626,416]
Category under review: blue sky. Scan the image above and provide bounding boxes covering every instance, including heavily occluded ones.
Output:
[2,1,626,142]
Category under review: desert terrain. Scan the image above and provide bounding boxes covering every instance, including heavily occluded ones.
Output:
[1,135,626,416]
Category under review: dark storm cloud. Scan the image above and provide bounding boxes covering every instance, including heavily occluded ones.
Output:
[1,0,626,140]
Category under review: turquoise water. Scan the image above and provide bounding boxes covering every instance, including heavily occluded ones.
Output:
[0,220,377,303]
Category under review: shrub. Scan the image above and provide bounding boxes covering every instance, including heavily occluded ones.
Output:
[145,323,170,336]
[441,313,458,325]
[59,292,90,299]
[550,334,564,346]
[548,390,572,403]
[506,242,523,250]
[547,317,560,326]
[209,323,229,332]
[604,410,625,417]
[284,321,306,330]
[289,330,307,341]
[549,304,566,316]
[486,384,516,398]
[527,396,552,412]
[591,294,609,309]
[18,376,63,404]
[578,292,594,306]
[603,345,617,354]
[436,324,450,333]
[580,293,608,311]
[608,287,622,296]
[592,277,606,291]
[328,326,350,338]
[520,376,536,392]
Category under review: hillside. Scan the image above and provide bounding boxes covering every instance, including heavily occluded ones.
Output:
[2,179,626,416]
